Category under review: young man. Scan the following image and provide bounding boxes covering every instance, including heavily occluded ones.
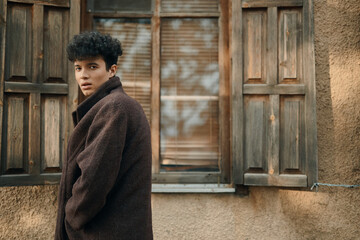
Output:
[55,32,153,240]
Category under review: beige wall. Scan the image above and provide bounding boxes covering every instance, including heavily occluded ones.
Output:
[1,0,359,239]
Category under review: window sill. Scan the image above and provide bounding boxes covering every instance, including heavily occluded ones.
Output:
[151,184,235,193]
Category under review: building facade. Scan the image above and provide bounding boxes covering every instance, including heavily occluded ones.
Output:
[0,0,359,239]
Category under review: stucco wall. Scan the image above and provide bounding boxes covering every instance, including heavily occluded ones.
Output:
[1,0,359,239]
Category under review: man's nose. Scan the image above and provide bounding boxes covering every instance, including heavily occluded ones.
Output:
[80,69,89,78]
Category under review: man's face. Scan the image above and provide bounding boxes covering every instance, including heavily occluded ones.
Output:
[74,57,117,97]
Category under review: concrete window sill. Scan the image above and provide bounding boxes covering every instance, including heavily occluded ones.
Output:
[151,184,235,193]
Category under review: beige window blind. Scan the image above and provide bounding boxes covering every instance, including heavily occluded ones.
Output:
[88,0,152,13]
[160,18,220,172]
[94,19,152,122]
[161,0,219,13]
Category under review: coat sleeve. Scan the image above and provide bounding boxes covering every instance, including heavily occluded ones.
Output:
[65,100,127,230]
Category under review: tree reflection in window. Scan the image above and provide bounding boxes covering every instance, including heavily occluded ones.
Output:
[95,18,152,122]
[88,0,152,13]
[160,18,220,172]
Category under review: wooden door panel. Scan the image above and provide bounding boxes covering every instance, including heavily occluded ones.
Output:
[243,9,266,84]
[3,94,29,174]
[41,95,66,172]
[280,96,305,173]
[44,7,69,83]
[278,8,303,84]
[244,95,268,172]
[5,3,32,82]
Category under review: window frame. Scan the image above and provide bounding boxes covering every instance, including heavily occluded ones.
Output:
[81,0,317,190]
[81,0,231,185]
[153,0,230,184]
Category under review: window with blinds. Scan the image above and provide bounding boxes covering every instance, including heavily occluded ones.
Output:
[94,18,152,122]
[83,0,229,183]
[160,18,220,172]
[161,0,219,13]
[87,0,152,13]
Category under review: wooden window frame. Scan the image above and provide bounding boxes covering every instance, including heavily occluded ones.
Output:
[153,0,230,184]
[81,0,231,185]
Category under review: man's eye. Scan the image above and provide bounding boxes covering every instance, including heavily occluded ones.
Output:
[90,65,97,69]
[75,67,81,71]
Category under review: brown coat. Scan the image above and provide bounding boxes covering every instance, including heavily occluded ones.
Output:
[55,77,153,240]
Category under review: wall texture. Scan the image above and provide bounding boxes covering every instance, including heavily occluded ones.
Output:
[1,0,359,239]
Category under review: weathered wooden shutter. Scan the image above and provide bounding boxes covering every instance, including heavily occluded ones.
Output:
[0,0,80,186]
[232,0,317,187]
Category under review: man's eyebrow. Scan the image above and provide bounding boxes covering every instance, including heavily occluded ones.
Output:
[74,62,99,67]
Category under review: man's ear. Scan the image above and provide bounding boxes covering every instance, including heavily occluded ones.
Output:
[109,64,117,77]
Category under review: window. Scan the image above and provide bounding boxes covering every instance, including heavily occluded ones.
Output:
[0,0,317,188]
[87,0,152,12]
[94,18,152,121]
[82,0,317,187]
[86,0,231,184]
[160,18,220,172]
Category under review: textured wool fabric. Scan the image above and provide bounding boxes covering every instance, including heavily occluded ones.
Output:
[55,77,153,240]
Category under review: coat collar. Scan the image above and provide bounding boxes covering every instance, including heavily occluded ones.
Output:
[72,76,122,126]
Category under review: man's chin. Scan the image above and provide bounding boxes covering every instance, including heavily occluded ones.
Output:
[82,90,94,97]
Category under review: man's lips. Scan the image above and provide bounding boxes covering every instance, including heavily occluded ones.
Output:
[81,82,92,90]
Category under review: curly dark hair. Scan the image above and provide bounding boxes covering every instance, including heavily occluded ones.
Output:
[67,31,123,70]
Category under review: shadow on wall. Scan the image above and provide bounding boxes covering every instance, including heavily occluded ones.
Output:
[314,0,360,185]
[275,1,360,237]
[267,1,360,238]
[279,187,360,239]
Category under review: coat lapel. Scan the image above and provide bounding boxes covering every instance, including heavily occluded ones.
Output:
[72,76,122,126]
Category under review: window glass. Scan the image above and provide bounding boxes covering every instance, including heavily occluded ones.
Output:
[160,18,220,172]
[161,0,219,13]
[87,0,152,12]
[94,18,152,121]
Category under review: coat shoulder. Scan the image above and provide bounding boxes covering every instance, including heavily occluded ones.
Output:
[99,88,145,117]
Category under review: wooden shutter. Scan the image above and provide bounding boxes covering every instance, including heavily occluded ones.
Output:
[232,0,317,187]
[0,0,80,186]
